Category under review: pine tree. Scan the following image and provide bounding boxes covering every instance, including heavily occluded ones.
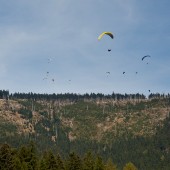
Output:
[56,154,65,170]
[94,156,104,170]
[123,162,138,170]
[46,151,58,170]
[0,144,13,170]
[39,156,47,170]
[105,158,117,170]
[83,151,95,170]
[12,155,23,170]
[18,142,37,170]
[66,152,82,170]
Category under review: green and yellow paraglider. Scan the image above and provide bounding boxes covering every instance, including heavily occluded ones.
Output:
[98,32,114,40]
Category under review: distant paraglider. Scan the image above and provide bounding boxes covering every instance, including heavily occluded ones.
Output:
[48,58,52,63]
[123,72,125,74]
[98,32,114,52]
[142,55,151,61]
[106,72,110,77]
[98,32,114,40]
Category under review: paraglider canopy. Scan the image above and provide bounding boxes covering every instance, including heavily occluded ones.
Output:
[98,32,114,40]
[142,55,151,61]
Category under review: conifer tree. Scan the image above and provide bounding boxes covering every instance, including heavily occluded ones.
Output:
[43,151,58,170]
[12,155,23,170]
[18,142,37,170]
[66,152,82,170]
[0,144,13,170]
[39,156,47,170]
[94,156,104,170]
[83,151,95,170]
[105,158,117,170]
[56,154,65,170]
[123,162,138,170]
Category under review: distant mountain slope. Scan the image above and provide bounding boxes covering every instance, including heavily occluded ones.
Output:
[1,93,170,169]
[0,96,169,143]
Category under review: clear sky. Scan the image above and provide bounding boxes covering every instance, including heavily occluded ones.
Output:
[0,0,170,95]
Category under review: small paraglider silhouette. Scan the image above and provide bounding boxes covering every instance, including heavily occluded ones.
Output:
[142,55,151,61]
[142,55,151,64]
[48,58,51,63]
[106,72,110,77]
[52,79,55,82]
[43,77,48,80]
[148,90,151,92]
[123,72,125,74]
[108,49,111,52]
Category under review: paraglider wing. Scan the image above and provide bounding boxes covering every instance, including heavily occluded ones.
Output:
[142,55,151,61]
[98,32,114,40]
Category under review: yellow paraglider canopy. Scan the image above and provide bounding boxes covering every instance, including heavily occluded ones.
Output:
[98,32,114,40]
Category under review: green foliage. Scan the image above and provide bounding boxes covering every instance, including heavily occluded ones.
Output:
[66,152,82,170]
[123,162,138,170]
[105,158,117,170]
[94,156,104,170]
[18,108,33,119]
[0,144,13,170]
[83,151,95,170]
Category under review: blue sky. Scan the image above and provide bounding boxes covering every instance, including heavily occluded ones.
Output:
[0,0,170,95]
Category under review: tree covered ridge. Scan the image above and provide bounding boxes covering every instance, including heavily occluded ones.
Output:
[1,89,169,101]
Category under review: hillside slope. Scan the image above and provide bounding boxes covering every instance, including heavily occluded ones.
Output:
[0,97,169,143]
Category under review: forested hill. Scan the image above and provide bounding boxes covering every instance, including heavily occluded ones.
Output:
[0,90,170,169]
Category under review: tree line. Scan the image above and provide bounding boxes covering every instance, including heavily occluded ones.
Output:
[0,89,153,101]
[0,142,138,170]
[1,89,170,101]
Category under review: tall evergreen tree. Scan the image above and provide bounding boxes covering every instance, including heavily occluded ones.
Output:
[94,156,104,170]
[56,154,65,170]
[18,142,37,170]
[123,162,138,170]
[0,144,13,170]
[83,151,95,170]
[66,152,82,170]
[105,158,117,170]
[42,151,58,170]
